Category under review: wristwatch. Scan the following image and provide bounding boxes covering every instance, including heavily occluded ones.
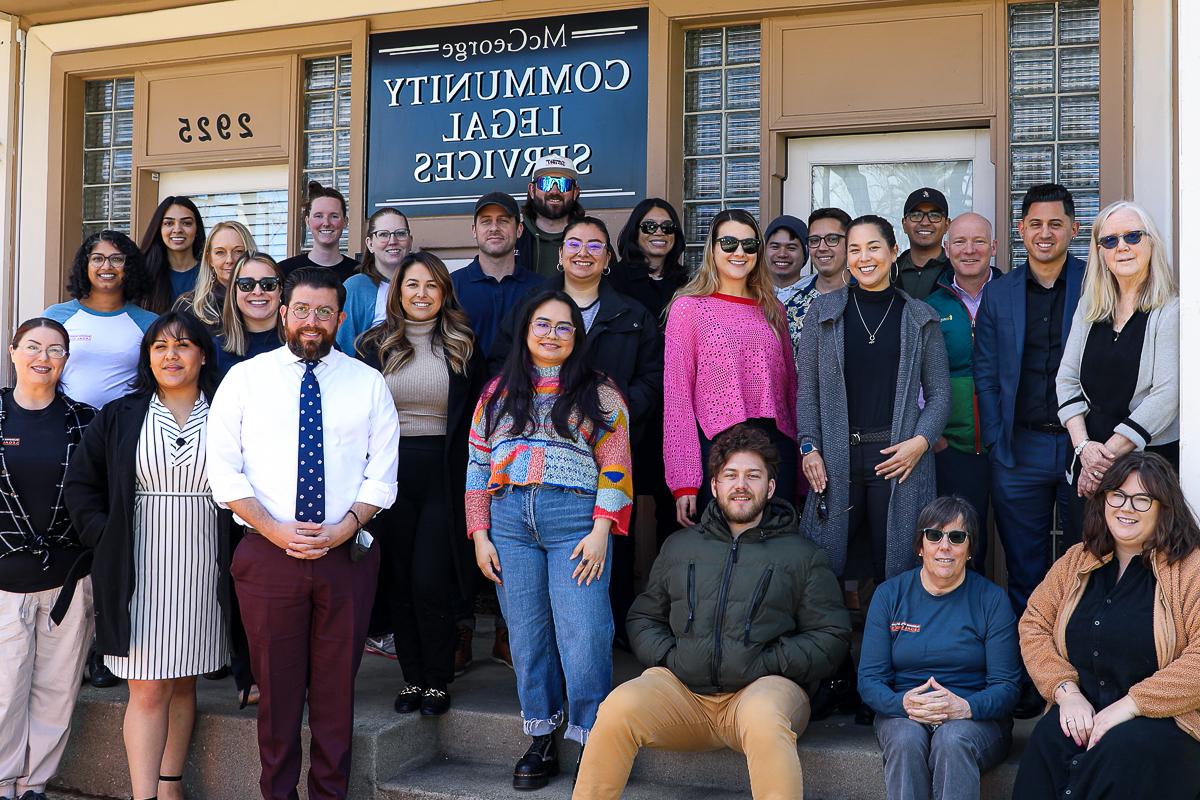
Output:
[1073,439,1092,457]
[800,440,818,456]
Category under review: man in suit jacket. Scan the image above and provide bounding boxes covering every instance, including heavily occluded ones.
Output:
[974,182,1084,614]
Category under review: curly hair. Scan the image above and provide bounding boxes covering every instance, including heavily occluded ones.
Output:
[66,230,150,303]
[706,423,780,482]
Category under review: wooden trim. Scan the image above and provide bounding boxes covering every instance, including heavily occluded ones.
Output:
[1098,0,1130,205]
[994,0,1011,270]
[348,32,369,257]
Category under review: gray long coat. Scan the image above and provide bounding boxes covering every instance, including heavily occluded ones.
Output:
[795,287,951,578]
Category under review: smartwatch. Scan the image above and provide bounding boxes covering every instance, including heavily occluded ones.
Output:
[800,440,818,456]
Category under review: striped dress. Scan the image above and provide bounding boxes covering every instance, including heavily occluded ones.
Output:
[104,395,227,679]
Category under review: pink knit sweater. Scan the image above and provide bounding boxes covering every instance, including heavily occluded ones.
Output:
[663,293,798,497]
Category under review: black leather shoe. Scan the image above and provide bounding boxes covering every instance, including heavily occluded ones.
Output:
[88,650,121,689]
[393,684,425,714]
[1014,682,1046,720]
[18,790,49,800]
[420,687,451,716]
[513,734,558,791]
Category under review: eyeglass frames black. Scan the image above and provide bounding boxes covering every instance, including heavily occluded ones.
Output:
[921,528,969,545]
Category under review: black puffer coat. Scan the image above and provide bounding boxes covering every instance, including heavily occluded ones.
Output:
[628,498,850,695]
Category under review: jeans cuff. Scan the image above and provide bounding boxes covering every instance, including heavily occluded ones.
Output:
[521,709,564,737]
[565,722,590,745]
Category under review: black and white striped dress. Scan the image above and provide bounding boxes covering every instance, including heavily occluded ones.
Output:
[105,396,227,679]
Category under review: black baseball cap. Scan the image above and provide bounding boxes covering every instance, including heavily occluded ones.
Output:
[473,192,519,219]
[903,188,949,216]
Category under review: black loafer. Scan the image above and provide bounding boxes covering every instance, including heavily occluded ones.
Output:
[513,733,558,791]
[88,650,121,689]
[393,684,425,714]
[420,687,451,716]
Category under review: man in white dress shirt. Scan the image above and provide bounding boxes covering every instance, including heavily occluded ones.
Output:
[207,267,400,800]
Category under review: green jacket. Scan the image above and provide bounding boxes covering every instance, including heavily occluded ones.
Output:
[924,266,1002,454]
[896,248,951,300]
[628,499,850,694]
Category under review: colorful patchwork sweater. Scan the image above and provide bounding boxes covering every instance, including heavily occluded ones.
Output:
[465,366,633,536]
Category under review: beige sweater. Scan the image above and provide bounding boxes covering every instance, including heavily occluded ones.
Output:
[383,318,449,436]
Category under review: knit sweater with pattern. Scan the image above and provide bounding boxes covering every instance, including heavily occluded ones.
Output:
[465,365,633,536]
[663,293,797,497]
[382,318,449,436]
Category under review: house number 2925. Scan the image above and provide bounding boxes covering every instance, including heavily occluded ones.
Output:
[177,113,253,143]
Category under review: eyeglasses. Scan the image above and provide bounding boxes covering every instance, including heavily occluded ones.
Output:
[563,239,607,257]
[905,210,946,224]
[1097,230,1146,250]
[1105,490,1155,512]
[288,303,337,321]
[88,253,127,268]
[639,220,678,236]
[16,342,67,359]
[235,276,281,293]
[370,229,410,242]
[534,175,576,193]
[922,528,970,545]
[716,236,761,254]
[530,319,576,339]
[807,233,845,248]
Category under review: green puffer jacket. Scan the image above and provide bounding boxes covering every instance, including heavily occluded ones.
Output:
[628,499,851,695]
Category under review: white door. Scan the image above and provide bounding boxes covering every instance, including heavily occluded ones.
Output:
[784,129,996,253]
[157,165,290,260]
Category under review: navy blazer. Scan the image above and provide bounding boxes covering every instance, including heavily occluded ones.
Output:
[973,254,1085,468]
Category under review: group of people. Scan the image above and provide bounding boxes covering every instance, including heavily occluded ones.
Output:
[0,148,1193,800]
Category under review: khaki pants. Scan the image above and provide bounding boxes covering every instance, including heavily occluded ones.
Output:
[0,578,94,798]
[572,666,810,800]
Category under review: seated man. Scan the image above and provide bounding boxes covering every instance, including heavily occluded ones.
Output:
[573,425,851,800]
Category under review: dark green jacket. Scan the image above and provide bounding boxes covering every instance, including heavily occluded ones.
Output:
[896,248,951,300]
[628,499,850,694]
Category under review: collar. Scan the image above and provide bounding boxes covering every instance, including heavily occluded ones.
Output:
[466,256,528,283]
[951,270,993,301]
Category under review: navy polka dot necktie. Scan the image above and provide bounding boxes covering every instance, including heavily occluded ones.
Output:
[296,360,325,523]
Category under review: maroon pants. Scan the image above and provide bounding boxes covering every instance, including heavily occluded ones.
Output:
[232,531,379,800]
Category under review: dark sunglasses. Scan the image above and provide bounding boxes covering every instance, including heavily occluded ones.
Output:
[235,276,281,293]
[716,236,761,254]
[639,220,678,236]
[534,175,576,193]
[1097,230,1145,250]
[922,528,969,545]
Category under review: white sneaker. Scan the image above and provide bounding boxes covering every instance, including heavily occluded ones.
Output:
[365,634,397,659]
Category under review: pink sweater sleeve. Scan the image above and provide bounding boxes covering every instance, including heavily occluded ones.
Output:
[663,300,702,497]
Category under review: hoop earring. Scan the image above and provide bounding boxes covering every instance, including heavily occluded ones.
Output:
[841,268,852,287]
[556,261,564,272]
[603,265,611,276]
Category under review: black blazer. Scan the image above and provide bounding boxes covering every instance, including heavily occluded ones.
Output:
[607,258,686,325]
[64,392,233,656]
[361,342,487,599]
[488,277,664,440]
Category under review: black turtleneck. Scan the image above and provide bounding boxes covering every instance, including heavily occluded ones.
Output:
[844,283,905,430]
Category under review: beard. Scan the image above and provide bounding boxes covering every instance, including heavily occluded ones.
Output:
[719,492,769,525]
[532,193,575,221]
[286,326,335,361]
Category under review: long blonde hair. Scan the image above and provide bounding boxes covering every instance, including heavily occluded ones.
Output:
[190,220,258,326]
[219,251,283,356]
[1081,200,1176,323]
[668,209,784,333]
[357,251,475,375]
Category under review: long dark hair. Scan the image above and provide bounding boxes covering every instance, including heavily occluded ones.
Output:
[66,230,150,302]
[130,310,219,402]
[139,196,206,313]
[616,198,686,280]
[485,290,612,440]
[1083,451,1200,565]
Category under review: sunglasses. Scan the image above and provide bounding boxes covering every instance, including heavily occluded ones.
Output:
[716,236,761,254]
[639,220,678,236]
[922,528,969,545]
[235,276,281,293]
[1097,230,1145,250]
[534,175,576,193]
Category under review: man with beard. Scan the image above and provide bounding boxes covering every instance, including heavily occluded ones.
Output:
[517,154,586,279]
[207,267,400,800]
[573,425,850,800]
[897,187,953,300]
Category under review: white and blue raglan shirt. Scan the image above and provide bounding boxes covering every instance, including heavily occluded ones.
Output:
[43,300,158,409]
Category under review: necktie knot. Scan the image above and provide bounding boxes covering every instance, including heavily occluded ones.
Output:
[304,359,319,372]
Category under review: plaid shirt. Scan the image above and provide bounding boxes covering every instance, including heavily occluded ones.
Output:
[0,388,97,567]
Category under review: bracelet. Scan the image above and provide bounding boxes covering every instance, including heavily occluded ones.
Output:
[1054,680,1078,698]
[347,509,363,529]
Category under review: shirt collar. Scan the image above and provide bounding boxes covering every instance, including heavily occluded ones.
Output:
[951,270,992,300]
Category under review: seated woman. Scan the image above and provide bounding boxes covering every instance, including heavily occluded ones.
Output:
[859,496,1021,800]
[1016,451,1200,798]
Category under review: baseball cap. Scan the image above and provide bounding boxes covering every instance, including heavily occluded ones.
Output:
[904,188,949,216]
[473,191,519,219]
[764,215,810,260]
[532,154,579,180]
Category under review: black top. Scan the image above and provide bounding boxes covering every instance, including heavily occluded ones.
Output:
[844,284,904,431]
[1079,311,1150,442]
[0,394,75,593]
[608,259,685,324]
[214,329,283,381]
[278,253,359,284]
[1015,272,1067,427]
[1065,556,1158,709]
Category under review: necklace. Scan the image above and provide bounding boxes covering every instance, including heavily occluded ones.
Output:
[851,292,895,345]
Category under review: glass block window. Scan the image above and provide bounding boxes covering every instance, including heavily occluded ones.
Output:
[1008,1,1100,264]
[682,25,761,269]
[191,189,290,262]
[301,54,353,250]
[82,77,134,239]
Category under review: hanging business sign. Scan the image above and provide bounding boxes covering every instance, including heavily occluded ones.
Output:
[367,9,649,216]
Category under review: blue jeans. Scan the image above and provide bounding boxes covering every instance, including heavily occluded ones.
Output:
[875,715,1012,800]
[491,485,614,745]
